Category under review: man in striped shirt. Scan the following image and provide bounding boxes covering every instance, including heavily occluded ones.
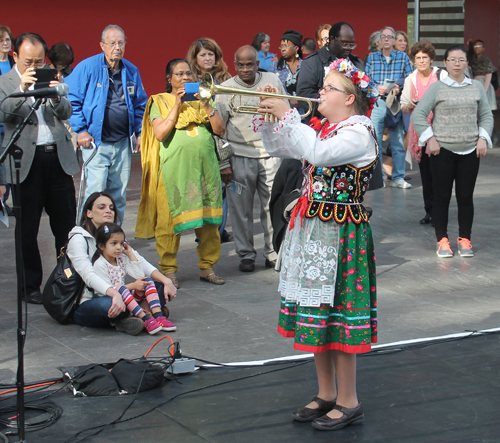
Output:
[366,26,413,189]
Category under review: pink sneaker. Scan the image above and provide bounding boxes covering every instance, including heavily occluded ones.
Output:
[144,317,163,335]
[155,316,177,332]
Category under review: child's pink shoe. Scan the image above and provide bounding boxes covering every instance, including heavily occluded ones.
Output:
[156,316,177,332]
[144,317,163,335]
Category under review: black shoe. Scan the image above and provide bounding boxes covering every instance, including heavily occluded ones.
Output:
[292,396,337,422]
[265,258,276,269]
[420,213,432,225]
[23,290,43,305]
[312,403,364,431]
[220,230,233,243]
[239,259,255,272]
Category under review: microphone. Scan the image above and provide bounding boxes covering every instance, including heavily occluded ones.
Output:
[8,83,69,99]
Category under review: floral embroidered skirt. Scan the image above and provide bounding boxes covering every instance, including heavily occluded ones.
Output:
[278,217,377,353]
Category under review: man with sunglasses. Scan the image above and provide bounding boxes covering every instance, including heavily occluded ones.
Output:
[365,26,413,189]
[66,25,147,222]
[0,33,79,304]
[297,22,364,121]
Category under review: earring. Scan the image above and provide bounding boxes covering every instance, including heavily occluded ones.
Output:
[296,53,299,58]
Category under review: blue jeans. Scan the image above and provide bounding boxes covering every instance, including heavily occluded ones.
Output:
[371,98,406,182]
[82,137,131,222]
[73,295,130,328]
[73,287,167,328]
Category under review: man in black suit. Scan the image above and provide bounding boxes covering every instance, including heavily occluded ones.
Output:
[0,33,79,303]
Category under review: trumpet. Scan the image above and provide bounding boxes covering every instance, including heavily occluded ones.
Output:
[198,73,321,121]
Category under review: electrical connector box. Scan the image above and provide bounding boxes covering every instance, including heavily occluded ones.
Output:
[166,358,195,375]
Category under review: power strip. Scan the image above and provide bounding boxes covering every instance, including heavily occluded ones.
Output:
[166,357,195,375]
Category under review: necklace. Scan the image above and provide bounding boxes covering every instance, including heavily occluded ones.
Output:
[418,70,432,86]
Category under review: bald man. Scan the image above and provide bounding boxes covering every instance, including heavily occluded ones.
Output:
[215,46,286,272]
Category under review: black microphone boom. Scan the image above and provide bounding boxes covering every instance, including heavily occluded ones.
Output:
[8,83,69,99]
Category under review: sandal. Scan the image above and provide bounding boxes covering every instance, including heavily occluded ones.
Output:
[165,274,180,289]
[199,271,225,285]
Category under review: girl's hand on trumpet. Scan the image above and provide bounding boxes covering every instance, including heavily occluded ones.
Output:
[256,83,290,120]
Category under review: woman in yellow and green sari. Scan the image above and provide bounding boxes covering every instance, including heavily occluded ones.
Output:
[136,58,225,288]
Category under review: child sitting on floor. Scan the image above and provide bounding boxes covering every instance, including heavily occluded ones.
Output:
[92,223,176,334]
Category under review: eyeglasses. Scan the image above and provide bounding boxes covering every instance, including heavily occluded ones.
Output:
[380,34,395,40]
[172,71,194,77]
[319,84,349,95]
[102,41,126,48]
[445,58,467,64]
[334,38,357,50]
[17,59,45,68]
[473,45,484,48]
[415,56,430,62]
[0,38,11,44]
[321,37,329,43]
[279,44,295,50]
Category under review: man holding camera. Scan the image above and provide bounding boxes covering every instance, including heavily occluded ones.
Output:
[0,33,79,304]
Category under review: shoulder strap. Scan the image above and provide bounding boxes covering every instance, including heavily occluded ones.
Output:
[67,233,89,256]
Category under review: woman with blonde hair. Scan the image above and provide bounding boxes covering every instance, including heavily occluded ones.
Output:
[395,31,410,56]
[187,37,231,84]
[315,24,331,49]
[254,59,379,431]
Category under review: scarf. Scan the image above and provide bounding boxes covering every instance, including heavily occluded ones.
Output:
[135,93,209,239]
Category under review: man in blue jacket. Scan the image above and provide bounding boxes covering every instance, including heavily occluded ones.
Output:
[66,25,147,221]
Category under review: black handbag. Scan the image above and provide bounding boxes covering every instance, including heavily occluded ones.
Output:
[42,234,88,324]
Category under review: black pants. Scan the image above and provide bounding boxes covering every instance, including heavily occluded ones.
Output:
[429,148,479,242]
[418,148,434,214]
[14,150,76,293]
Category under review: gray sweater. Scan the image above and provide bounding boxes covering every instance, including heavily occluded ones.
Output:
[412,79,493,153]
[215,72,287,158]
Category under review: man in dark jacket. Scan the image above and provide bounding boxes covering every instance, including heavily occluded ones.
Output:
[297,21,364,115]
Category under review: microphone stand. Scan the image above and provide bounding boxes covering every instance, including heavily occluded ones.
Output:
[0,96,43,443]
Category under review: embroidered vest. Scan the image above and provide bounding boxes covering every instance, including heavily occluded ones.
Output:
[301,118,378,224]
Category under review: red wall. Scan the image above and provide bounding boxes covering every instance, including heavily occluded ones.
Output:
[4,1,408,94]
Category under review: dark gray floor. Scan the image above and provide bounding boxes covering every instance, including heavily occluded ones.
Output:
[1,142,500,442]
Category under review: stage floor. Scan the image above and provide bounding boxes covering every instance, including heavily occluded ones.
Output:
[2,332,499,442]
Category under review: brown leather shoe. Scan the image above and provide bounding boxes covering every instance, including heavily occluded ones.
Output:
[312,403,364,431]
[291,396,336,422]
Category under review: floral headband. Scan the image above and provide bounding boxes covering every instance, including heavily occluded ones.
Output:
[324,59,379,99]
[324,59,379,115]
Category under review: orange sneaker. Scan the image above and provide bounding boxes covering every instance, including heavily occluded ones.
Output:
[457,237,474,257]
[436,237,454,258]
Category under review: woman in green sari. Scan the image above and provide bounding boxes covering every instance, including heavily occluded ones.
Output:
[136,59,225,288]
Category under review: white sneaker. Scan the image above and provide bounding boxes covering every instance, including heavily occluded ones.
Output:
[390,179,412,189]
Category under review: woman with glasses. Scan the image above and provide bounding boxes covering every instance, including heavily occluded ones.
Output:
[315,24,331,49]
[136,59,226,287]
[254,59,379,431]
[269,30,303,99]
[467,39,497,111]
[251,32,277,72]
[401,41,444,225]
[412,45,493,258]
